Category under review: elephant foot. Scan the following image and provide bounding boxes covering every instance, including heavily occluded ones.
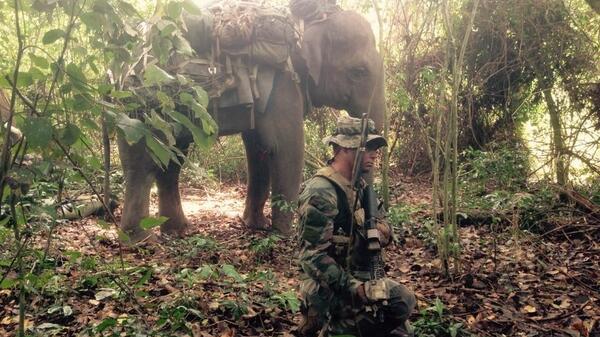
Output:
[242,214,271,230]
[160,217,189,238]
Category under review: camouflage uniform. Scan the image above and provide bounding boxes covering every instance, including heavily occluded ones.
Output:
[297,116,416,337]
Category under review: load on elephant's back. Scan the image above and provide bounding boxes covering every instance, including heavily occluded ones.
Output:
[117,0,385,243]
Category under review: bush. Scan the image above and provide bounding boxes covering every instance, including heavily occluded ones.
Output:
[459,142,529,196]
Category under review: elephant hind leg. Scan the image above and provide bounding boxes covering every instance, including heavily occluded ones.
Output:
[156,162,188,237]
[241,131,271,230]
[118,137,156,243]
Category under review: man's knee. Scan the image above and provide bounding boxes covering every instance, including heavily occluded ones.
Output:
[386,280,416,322]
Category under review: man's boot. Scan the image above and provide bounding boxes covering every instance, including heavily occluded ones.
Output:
[389,321,414,337]
[298,308,323,337]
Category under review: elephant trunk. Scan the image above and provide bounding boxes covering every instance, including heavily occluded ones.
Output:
[368,73,385,130]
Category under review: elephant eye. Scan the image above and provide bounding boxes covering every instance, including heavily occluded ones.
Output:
[349,66,369,81]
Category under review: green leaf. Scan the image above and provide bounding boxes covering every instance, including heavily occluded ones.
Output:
[179,92,217,136]
[139,216,169,230]
[221,264,244,282]
[117,230,131,243]
[95,317,117,332]
[98,83,112,95]
[173,35,193,56]
[143,64,175,86]
[30,54,49,69]
[156,91,175,111]
[0,75,9,88]
[193,86,209,107]
[182,0,202,15]
[66,63,88,91]
[97,219,111,230]
[169,110,214,150]
[450,323,463,337]
[29,67,46,81]
[152,37,173,65]
[197,264,216,279]
[60,123,81,146]
[81,12,104,31]
[22,117,53,148]
[117,0,139,17]
[147,110,175,145]
[0,277,16,289]
[115,113,148,145]
[145,135,172,168]
[157,20,177,37]
[110,90,132,99]
[42,29,65,44]
[166,1,183,18]
[16,71,33,87]
[72,93,93,111]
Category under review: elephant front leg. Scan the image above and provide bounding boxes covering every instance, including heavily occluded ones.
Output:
[156,162,188,237]
[241,131,271,230]
[269,142,303,237]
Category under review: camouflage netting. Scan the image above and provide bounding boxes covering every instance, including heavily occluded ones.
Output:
[181,1,297,68]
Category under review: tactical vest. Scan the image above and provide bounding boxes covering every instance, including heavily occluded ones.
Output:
[314,167,367,268]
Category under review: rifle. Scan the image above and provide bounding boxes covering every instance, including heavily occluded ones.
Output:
[349,114,387,321]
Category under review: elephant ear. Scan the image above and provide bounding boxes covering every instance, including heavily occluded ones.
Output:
[300,25,326,86]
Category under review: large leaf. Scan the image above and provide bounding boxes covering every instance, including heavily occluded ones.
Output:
[42,29,65,44]
[143,64,175,87]
[173,35,193,56]
[145,134,172,168]
[16,71,33,87]
[60,123,81,146]
[157,20,177,37]
[66,63,88,92]
[80,12,104,31]
[182,0,202,15]
[147,110,176,146]
[72,93,93,111]
[166,1,183,19]
[179,92,217,136]
[169,110,215,150]
[221,264,244,282]
[156,90,175,112]
[22,117,53,149]
[139,216,169,230]
[30,54,49,69]
[193,86,209,108]
[114,113,148,145]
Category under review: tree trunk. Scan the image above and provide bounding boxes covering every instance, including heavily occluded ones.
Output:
[102,114,111,217]
[539,77,568,186]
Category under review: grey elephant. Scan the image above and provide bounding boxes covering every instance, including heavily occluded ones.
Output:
[117,1,385,242]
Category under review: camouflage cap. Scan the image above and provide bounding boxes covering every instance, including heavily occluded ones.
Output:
[323,116,387,149]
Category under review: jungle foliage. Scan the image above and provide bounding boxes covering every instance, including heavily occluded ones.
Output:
[0,0,598,336]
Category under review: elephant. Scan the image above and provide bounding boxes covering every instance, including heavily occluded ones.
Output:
[117,3,385,242]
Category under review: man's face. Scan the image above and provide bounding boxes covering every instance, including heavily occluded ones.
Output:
[360,146,380,174]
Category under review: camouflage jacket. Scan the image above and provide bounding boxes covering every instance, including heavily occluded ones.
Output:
[298,166,390,297]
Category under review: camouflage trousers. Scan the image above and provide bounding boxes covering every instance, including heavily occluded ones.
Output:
[299,275,416,337]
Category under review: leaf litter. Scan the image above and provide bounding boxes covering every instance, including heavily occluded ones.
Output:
[0,180,598,336]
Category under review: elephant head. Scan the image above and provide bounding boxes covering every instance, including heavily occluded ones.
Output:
[297,10,385,128]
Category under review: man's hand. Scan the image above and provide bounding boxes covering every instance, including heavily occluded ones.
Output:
[356,279,391,304]
[377,221,392,247]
